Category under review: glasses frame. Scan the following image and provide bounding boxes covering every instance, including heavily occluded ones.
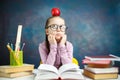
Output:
[47,24,68,32]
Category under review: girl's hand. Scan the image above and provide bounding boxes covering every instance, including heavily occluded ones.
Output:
[60,34,67,45]
[48,34,57,45]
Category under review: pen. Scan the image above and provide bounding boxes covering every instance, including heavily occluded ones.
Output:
[11,43,14,50]
[21,43,25,51]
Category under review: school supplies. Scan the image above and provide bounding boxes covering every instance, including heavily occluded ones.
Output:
[10,51,23,66]
[21,43,25,51]
[6,44,13,52]
[6,25,24,66]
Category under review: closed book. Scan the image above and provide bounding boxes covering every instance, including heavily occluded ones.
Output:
[85,54,120,61]
[83,69,118,79]
[82,58,112,68]
[0,74,35,80]
[0,71,33,78]
[84,67,119,74]
[87,63,112,68]
[0,64,34,73]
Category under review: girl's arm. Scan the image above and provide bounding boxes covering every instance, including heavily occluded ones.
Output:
[59,41,73,64]
[39,43,57,65]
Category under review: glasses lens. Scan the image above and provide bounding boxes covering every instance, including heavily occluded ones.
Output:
[50,25,57,30]
[60,25,66,31]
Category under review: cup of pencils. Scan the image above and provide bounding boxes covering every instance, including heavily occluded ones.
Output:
[10,50,23,66]
[7,43,25,66]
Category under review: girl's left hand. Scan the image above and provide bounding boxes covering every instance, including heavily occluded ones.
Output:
[60,34,67,45]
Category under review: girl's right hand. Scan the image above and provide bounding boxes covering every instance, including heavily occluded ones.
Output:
[48,34,57,45]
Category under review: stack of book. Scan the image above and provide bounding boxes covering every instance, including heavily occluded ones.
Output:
[82,54,120,80]
[0,64,34,78]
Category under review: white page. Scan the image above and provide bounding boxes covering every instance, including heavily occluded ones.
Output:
[34,73,58,80]
[38,64,58,74]
[58,63,79,75]
[61,69,84,79]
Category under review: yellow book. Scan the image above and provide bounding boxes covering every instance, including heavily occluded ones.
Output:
[0,64,34,73]
[83,69,118,79]
[0,71,33,78]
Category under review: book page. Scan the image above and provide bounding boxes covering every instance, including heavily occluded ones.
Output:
[61,69,84,79]
[38,64,58,74]
[58,63,79,75]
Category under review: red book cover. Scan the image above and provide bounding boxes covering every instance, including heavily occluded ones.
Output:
[82,58,111,64]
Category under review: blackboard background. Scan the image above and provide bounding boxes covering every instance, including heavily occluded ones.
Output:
[0,0,120,73]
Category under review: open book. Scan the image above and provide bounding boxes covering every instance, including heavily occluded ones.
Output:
[34,63,84,80]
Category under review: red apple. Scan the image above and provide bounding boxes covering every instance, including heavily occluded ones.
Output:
[51,8,60,16]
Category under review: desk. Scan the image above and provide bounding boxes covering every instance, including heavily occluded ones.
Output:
[0,69,119,80]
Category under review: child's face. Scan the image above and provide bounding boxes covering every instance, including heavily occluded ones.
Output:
[46,17,67,40]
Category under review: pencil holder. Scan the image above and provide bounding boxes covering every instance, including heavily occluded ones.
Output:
[10,51,23,66]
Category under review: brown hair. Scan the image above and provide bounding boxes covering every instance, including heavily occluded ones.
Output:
[45,17,53,53]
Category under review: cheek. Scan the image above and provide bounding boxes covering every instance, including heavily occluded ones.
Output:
[48,30,56,35]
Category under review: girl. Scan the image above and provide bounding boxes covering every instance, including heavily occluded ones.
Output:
[39,8,73,69]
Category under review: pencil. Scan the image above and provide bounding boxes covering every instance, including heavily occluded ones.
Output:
[6,44,13,52]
